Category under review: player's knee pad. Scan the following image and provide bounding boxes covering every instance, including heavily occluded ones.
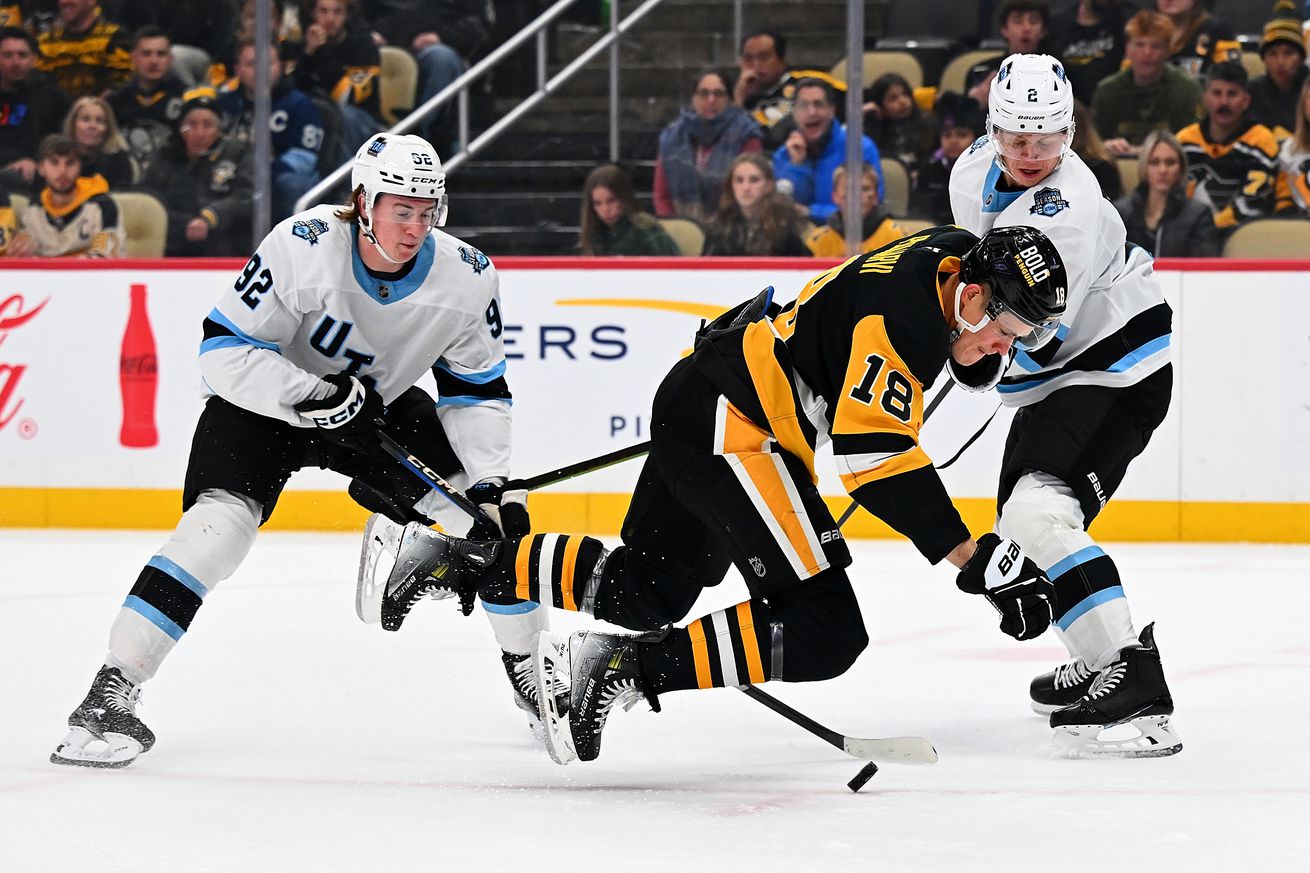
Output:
[768,570,868,682]
[997,472,1095,571]
[156,489,262,588]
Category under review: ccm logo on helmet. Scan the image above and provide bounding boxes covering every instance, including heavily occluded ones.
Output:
[411,176,443,185]
[1014,244,1050,286]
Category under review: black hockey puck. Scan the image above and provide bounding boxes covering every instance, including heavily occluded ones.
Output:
[847,761,878,792]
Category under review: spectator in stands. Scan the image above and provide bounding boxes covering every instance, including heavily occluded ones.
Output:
[1072,100,1121,199]
[63,95,136,188]
[6,133,124,257]
[364,1,493,152]
[1093,10,1203,158]
[139,89,252,256]
[578,164,679,256]
[1276,78,1310,217]
[805,162,904,258]
[0,25,70,192]
[774,78,881,224]
[910,92,985,225]
[0,185,17,253]
[1178,60,1284,233]
[1115,129,1219,257]
[702,153,807,256]
[294,0,383,159]
[36,0,133,98]
[104,0,240,76]
[654,68,762,224]
[1049,0,1133,106]
[1249,1,1308,139]
[996,0,1052,55]
[1154,0,1241,80]
[733,29,847,151]
[217,38,325,220]
[863,72,936,172]
[211,0,297,86]
[108,26,187,174]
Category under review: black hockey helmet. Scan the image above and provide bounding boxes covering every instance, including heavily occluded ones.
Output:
[959,225,1067,350]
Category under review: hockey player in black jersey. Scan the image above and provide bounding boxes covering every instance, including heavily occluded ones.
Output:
[358,225,1068,766]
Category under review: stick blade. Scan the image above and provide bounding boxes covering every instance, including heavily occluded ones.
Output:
[843,735,938,764]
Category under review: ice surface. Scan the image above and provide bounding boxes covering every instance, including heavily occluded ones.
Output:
[1,530,1305,872]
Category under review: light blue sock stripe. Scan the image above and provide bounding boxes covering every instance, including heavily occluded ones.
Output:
[1047,545,1107,580]
[146,555,209,599]
[124,595,185,641]
[1056,586,1125,631]
[481,600,540,615]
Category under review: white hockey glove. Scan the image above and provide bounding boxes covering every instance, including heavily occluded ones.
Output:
[466,478,531,539]
[956,533,1054,641]
[292,374,384,454]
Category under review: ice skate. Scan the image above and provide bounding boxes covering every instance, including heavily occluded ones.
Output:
[1050,624,1182,758]
[1030,658,1096,716]
[356,514,498,630]
[51,666,156,768]
[532,630,659,765]
[502,650,543,737]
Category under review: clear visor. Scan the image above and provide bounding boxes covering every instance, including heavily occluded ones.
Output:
[983,298,1060,351]
[373,195,448,228]
[991,127,1070,161]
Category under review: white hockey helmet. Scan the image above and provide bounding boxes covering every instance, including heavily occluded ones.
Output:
[987,54,1076,166]
[350,133,449,264]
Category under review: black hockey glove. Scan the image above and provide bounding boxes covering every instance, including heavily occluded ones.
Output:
[956,533,1054,641]
[466,478,531,538]
[947,349,1013,394]
[292,373,384,454]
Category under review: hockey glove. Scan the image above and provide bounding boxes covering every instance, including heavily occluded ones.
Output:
[956,533,1054,641]
[293,373,384,454]
[466,478,531,538]
[947,348,1013,394]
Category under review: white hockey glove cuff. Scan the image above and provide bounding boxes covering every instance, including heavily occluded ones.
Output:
[467,478,531,538]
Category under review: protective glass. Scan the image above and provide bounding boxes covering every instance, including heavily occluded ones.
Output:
[991,127,1070,161]
[956,295,1060,351]
[375,195,448,228]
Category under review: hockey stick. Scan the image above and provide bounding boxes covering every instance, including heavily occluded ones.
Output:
[508,440,651,492]
[738,686,938,764]
[376,431,496,526]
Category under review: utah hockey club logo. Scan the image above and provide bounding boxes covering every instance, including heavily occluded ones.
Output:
[459,246,490,274]
[367,137,387,156]
[292,218,330,245]
[1029,187,1070,217]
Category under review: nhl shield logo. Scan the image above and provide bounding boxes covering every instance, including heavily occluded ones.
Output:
[292,218,330,245]
[749,556,766,578]
[459,245,490,274]
[1029,187,1070,217]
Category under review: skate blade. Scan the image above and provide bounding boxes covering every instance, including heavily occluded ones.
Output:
[50,727,143,769]
[1054,714,1182,759]
[1031,701,1061,717]
[532,632,577,766]
[357,514,403,624]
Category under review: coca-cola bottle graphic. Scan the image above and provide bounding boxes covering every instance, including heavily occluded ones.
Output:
[119,283,159,448]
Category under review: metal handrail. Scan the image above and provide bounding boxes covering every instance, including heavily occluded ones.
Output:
[294,0,675,212]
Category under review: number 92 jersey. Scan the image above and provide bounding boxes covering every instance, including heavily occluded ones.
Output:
[949,137,1172,406]
[197,204,511,481]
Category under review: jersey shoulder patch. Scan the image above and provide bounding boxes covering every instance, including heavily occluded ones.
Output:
[459,245,490,275]
[1028,187,1071,218]
[966,135,990,155]
[291,218,331,245]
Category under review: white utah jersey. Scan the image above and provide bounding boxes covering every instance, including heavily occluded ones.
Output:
[198,205,512,483]
[949,138,1171,406]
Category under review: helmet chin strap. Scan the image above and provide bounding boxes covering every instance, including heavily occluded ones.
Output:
[360,200,408,266]
[953,282,987,341]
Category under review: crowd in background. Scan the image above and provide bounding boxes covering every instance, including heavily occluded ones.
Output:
[0,0,1308,259]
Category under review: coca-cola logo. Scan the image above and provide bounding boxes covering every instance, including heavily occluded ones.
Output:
[0,293,48,436]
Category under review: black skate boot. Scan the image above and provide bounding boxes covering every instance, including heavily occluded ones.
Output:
[533,630,660,765]
[1029,658,1096,716]
[502,650,543,733]
[51,666,156,768]
[356,515,500,630]
[1050,623,1182,758]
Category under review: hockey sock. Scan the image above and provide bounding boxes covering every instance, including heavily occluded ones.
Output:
[480,533,609,613]
[639,602,771,694]
[482,600,548,654]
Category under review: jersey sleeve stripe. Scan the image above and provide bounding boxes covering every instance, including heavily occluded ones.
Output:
[837,445,932,491]
[433,359,507,384]
[199,309,281,355]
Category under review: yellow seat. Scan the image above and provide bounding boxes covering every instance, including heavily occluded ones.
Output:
[831,51,924,91]
[110,192,168,257]
[378,46,419,127]
[1239,50,1265,82]
[1117,157,1140,194]
[656,217,704,256]
[879,157,911,217]
[938,50,1003,95]
[1221,218,1310,258]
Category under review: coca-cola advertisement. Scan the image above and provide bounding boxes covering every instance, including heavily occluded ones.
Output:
[119,284,159,448]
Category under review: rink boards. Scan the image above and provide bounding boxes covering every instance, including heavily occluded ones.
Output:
[0,256,1306,542]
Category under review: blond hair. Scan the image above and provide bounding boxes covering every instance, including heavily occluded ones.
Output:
[64,96,129,155]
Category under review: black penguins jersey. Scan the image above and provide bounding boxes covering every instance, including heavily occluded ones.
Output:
[697,226,975,563]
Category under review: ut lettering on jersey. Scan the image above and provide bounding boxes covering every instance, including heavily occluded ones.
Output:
[308,314,374,374]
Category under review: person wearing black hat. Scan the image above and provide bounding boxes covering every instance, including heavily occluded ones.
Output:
[910,91,987,225]
[138,88,252,256]
[1249,0,1309,138]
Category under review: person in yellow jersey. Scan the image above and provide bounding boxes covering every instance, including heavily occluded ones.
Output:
[805,162,906,257]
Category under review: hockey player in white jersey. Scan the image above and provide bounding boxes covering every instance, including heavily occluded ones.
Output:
[50,133,547,768]
[949,54,1181,757]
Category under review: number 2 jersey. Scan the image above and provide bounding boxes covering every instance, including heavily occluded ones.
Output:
[198,204,512,484]
[693,227,976,564]
[949,138,1171,406]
